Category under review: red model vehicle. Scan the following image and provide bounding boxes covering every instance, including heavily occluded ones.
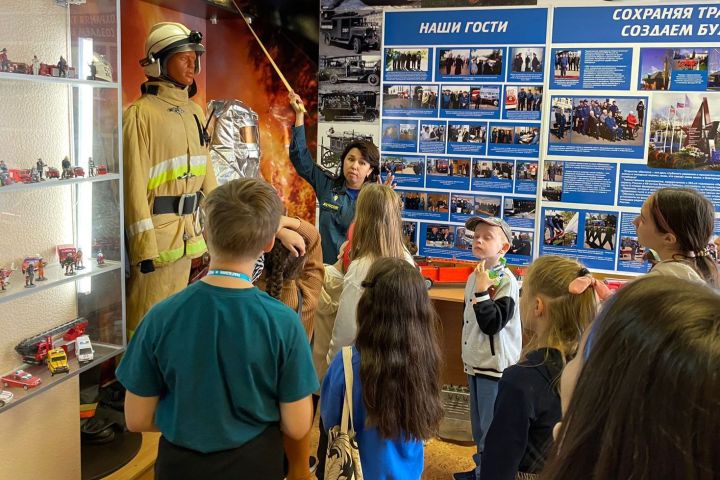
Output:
[46,167,60,179]
[95,164,108,175]
[8,169,32,183]
[73,166,85,177]
[15,317,86,365]
[415,257,475,288]
[2,370,42,390]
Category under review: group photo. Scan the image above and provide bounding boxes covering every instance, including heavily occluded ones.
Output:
[510,47,543,73]
[450,194,501,216]
[584,213,617,251]
[508,231,533,256]
[554,49,581,79]
[437,48,503,77]
[491,125,539,145]
[400,191,450,213]
[505,85,542,112]
[385,48,430,72]
[424,224,455,247]
[550,96,646,146]
[473,160,514,179]
[419,123,446,142]
[383,84,439,110]
[448,124,486,143]
[515,161,538,181]
[427,157,470,176]
[381,155,424,175]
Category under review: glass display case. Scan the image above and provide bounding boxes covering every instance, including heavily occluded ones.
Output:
[0,0,124,412]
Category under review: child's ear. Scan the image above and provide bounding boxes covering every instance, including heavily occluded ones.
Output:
[535,295,545,317]
[499,241,511,254]
[662,231,677,248]
[262,237,276,254]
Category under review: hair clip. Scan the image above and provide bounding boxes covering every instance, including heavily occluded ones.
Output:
[568,271,612,301]
[696,248,710,257]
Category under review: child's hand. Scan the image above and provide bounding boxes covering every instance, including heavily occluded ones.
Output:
[474,260,494,293]
[277,228,306,257]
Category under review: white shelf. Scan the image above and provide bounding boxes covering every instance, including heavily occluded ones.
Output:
[0,173,119,194]
[0,342,125,413]
[0,260,121,305]
[0,71,118,89]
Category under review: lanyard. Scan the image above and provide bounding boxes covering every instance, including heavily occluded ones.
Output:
[207,269,252,283]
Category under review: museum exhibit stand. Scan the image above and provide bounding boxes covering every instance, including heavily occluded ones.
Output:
[0,0,127,478]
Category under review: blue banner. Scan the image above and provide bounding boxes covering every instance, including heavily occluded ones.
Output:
[385,8,548,46]
[553,5,720,44]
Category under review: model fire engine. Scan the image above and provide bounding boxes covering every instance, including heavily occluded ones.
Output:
[14,318,88,365]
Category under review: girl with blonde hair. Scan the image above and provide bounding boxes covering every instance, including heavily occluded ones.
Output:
[479,255,609,480]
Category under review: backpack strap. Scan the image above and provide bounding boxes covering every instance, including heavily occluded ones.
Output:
[340,346,355,434]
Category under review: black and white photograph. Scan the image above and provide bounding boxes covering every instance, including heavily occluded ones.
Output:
[319,54,381,90]
[317,123,376,173]
[319,90,379,122]
[320,9,382,57]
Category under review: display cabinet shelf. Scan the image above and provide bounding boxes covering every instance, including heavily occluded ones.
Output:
[0,261,121,306]
[0,173,120,195]
[0,342,125,414]
[0,71,119,89]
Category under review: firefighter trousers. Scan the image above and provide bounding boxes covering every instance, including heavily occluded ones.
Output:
[126,257,192,338]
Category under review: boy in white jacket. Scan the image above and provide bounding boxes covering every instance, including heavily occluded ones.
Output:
[454,216,521,480]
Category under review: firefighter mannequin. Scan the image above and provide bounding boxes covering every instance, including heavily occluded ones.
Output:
[124,22,217,336]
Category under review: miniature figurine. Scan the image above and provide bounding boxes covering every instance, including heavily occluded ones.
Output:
[24,263,35,288]
[75,248,85,270]
[96,249,105,266]
[88,61,97,81]
[31,55,40,75]
[0,274,6,291]
[57,56,68,77]
[36,158,46,180]
[30,167,40,183]
[88,157,96,177]
[61,156,73,179]
[0,160,7,174]
[36,257,47,281]
[62,252,75,276]
[0,48,9,72]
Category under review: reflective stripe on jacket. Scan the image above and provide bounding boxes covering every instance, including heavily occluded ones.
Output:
[123,81,217,266]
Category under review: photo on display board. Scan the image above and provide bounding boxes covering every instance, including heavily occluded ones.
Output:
[382,84,438,111]
[510,47,543,74]
[382,155,424,175]
[319,54,381,90]
[647,93,720,170]
[384,48,430,73]
[638,48,709,91]
[508,231,533,256]
[402,220,418,254]
[542,180,562,202]
[709,48,720,90]
[503,197,536,220]
[543,210,578,247]
[504,85,542,114]
[543,161,564,182]
[619,236,646,263]
[317,123,376,174]
[515,161,537,181]
[474,160,513,179]
[449,124,486,143]
[419,122,446,142]
[455,226,470,250]
[450,194,501,217]
[319,9,382,58]
[426,157,470,177]
[490,125,539,145]
[583,213,617,251]
[440,85,501,113]
[318,90,379,122]
[425,224,455,248]
[549,96,645,147]
[553,49,581,79]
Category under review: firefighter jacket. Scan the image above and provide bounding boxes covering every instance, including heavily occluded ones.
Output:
[123,80,217,267]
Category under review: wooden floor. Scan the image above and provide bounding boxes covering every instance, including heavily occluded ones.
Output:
[103,421,475,480]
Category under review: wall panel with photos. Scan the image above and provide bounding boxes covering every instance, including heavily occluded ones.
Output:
[367,1,720,275]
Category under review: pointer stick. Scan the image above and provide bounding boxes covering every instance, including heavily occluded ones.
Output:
[231,0,307,113]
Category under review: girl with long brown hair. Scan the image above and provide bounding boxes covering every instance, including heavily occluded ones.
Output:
[542,276,720,480]
[321,258,444,478]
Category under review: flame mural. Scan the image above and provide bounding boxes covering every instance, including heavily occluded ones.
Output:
[121,0,317,221]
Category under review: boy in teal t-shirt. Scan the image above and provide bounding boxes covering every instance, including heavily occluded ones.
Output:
[117,178,319,479]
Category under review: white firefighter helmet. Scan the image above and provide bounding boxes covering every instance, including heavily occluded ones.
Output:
[91,53,113,82]
[139,22,205,79]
